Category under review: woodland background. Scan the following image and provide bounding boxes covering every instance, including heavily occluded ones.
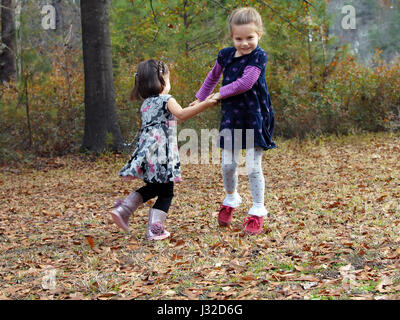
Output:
[0,0,400,301]
[0,0,399,161]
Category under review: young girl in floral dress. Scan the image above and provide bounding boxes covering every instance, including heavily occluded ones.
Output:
[111,59,217,240]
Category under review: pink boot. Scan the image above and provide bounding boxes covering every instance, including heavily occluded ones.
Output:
[146,208,170,240]
[110,192,143,232]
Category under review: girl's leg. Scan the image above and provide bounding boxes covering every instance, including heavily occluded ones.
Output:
[246,147,268,217]
[221,148,242,207]
[146,182,174,240]
[111,190,144,232]
[136,182,159,203]
[242,148,267,235]
[218,148,242,226]
[136,181,174,211]
[153,181,174,212]
[110,181,161,232]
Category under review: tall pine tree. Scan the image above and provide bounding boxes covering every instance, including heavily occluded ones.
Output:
[0,0,16,83]
[80,0,123,152]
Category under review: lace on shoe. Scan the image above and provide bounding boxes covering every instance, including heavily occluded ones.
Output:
[242,216,261,229]
[220,204,233,216]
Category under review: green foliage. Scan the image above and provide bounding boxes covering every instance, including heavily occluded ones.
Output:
[0,47,85,161]
[109,0,227,138]
[368,0,400,63]
[1,0,400,162]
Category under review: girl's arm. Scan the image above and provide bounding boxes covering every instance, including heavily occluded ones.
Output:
[217,66,261,99]
[168,97,217,123]
[195,61,223,102]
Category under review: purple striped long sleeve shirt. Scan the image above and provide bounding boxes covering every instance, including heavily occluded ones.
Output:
[196,61,261,101]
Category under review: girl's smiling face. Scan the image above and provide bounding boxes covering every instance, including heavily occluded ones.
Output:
[231,23,261,57]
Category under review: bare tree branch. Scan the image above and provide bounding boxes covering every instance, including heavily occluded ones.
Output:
[149,0,160,42]
[208,0,230,13]
[0,5,13,11]
[302,0,316,9]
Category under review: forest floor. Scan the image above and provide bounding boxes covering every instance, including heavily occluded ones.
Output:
[1,132,400,300]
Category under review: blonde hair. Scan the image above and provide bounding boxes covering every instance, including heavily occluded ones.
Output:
[228,7,264,36]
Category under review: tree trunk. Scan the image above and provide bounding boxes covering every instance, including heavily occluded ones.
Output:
[80,0,123,152]
[0,0,17,83]
[52,0,63,34]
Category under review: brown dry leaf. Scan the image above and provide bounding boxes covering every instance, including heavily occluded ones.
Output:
[144,254,154,261]
[165,289,176,296]
[98,292,118,298]
[2,134,400,300]
[235,289,253,299]
[171,253,183,261]
[385,248,400,259]
[319,287,342,297]
[350,294,374,300]
[85,236,95,250]
[183,288,204,299]
[174,239,185,247]
[295,265,306,272]
[376,276,393,293]
[127,242,140,251]
[129,290,145,299]
[376,195,387,202]
[68,292,86,300]
[295,275,320,282]
[392,285,400,291]
[221,286,233,291]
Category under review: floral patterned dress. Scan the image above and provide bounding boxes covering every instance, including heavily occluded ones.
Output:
[119,94,182,183]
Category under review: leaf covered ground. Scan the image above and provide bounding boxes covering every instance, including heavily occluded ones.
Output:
[1,132,400,300]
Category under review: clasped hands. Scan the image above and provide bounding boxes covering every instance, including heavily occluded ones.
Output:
[189,92,221,107]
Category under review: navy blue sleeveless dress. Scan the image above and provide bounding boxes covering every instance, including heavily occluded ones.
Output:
[217,45,276,151]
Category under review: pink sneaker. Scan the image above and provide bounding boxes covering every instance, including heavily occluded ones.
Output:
[218,205,234,227]
[110,192,143,232]
[242,215,264,235]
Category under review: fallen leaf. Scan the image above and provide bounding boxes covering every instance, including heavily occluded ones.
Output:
[339,264,354,272]
[376,195,387,202]
[301,282,319,290]
[376,276,393,293]
[165,290,176,296]
[85,236,95,250]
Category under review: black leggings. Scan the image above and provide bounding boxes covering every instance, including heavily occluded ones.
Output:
[136,181,174,213]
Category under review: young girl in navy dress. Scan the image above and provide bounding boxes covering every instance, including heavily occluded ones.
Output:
[111,59,217,240]
[193,7,276,235]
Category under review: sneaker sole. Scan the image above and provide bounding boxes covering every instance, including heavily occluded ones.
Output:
[147,230,170,241]
[218,220,231,227]
[243,229,263,235]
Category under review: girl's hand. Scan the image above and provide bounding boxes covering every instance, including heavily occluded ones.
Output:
[212,92,221,100]
[205,92,221,101]
[206,93,215,100]
[204,94,219,106]
[189,99,200,107]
